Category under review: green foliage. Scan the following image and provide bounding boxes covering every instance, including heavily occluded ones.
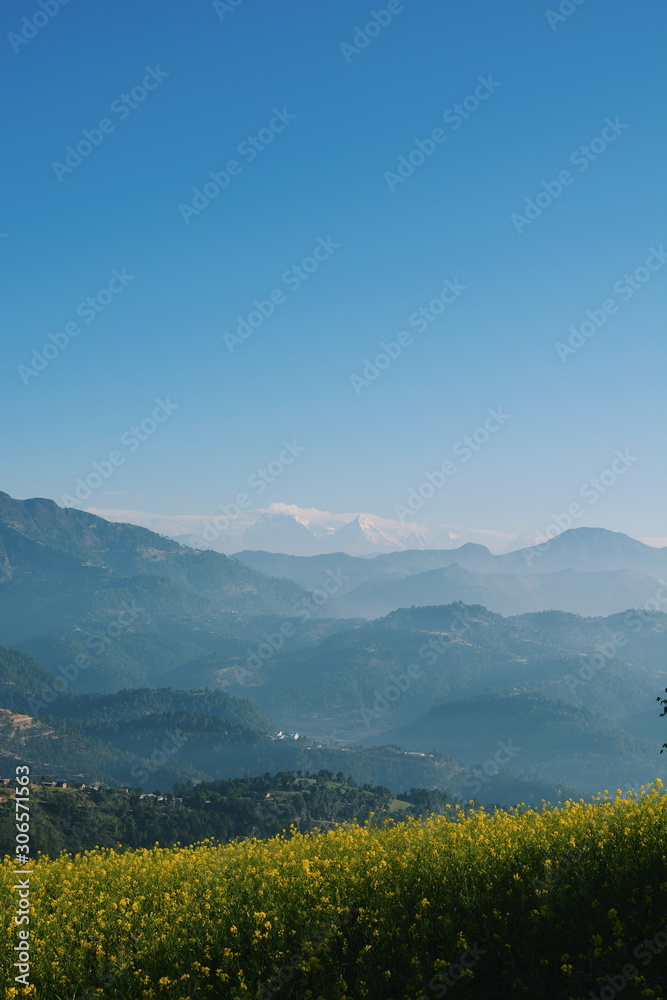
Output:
[2,785,667,998]
[48,685,274,733]
[0,771,402,857]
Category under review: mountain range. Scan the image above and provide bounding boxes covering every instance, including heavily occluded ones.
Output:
[236,527,667,618]
[0,490,328,691]
[1,490,666,802]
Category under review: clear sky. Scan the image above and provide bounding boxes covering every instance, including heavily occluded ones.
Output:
[2,0,665,549]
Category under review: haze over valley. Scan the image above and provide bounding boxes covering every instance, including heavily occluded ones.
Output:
[1,490,665,807]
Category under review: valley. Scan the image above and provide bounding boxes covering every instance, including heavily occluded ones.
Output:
[0,491,665,808]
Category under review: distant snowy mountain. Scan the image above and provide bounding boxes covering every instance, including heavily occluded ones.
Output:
[321,515,407,556]
[248,512,430,557]
[193,510,431,557]
[241,512,329,555]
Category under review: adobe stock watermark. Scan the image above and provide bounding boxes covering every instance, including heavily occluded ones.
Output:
[530,838,586,898]
[360,610,473,727]
[555,246,667,362]
[564,581,667,697]
[418,942,488,999]
[223,236,340,353]
[339,0,413,63]
[511,117,628,233]
[212,0,247,20]
[234,568,349,683]
[129,730,189,787]
[60,397,179,508]
[360,664,424,727]
[51,67,169,181]
[417,610,473,665]
[13,765,32,990]
[178,107,296,224]
[545,0,589,32]
[349,277,467,394]
[199,439,306,543]
[383,75,501,192]
[258,907,354,999]
[522,449,639,567]
[394,407,510,522]
[8,0,71,54]
[27,601,144,715]
[17,268,135,385]
[589,920,667,1000]
[459,738,522,798]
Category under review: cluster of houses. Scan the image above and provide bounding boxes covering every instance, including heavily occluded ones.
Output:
[0,777,181,803]
[41,780,88,789]
[139,792,183,804]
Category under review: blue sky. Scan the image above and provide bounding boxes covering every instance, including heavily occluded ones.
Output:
[1,0,665,550]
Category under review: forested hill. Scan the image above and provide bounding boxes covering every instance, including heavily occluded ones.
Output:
[0,771,460,857]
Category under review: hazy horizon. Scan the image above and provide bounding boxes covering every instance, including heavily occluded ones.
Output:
[2,488,665,557]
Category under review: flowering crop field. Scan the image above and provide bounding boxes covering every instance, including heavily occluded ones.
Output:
[2,784,667,1000]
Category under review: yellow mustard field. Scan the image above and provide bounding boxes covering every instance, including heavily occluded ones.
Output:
[2,784,667,1000]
